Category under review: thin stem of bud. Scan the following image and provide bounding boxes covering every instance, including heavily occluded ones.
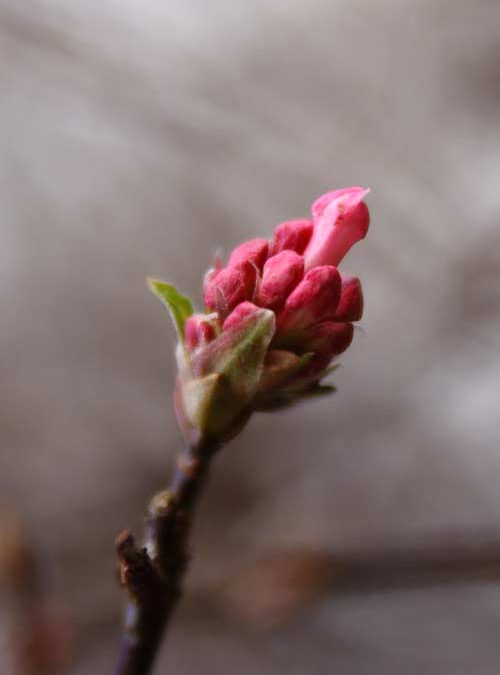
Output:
[113,442,218,675]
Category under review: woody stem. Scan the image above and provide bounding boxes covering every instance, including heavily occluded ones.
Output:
[113,441,218,675]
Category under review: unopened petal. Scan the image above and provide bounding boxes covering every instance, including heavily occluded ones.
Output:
[304,187,370,270]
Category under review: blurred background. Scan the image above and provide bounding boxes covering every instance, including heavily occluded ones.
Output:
[1,0,500,673]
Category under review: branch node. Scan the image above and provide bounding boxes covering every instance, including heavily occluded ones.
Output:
[115,530,163,603]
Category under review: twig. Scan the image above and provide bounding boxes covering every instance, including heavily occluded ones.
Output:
[113,442,218,675]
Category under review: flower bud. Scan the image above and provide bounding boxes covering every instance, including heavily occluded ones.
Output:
[223,301,260,331]
[297,321,354,378]
[270,219,313,256]
[256,251,304,311]
[151,186,370,446]
[228,238,269,270]
[275,266,341,341]
[184,314,217,352]
[304,187,370,270]
[335,275,364,322]
[204,261,257,319]
[300,321,354,357]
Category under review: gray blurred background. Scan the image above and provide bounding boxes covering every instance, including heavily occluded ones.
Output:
[1,0,500,673]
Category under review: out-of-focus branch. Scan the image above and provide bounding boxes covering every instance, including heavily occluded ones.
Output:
[0,509,74,675]
[113,443,217,675]
[220,532,500,628]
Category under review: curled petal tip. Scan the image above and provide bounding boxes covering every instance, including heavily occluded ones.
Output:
[311,186,370,218]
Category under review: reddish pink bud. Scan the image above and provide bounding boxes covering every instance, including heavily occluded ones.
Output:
[300,321,354,357]
[204,261,257,318]
[203,266,221,301]
[275,266,341,339]
[304,187,370,270]
[270,219,313,256]
[223,301,260,331]
[228,238,269,270]
[256,251,304,311]
[335,275,364,322]
[184,314,216,352]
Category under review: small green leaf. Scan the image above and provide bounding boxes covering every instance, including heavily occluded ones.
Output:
[147,278,194,340]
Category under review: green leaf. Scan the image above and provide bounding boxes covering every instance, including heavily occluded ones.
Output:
[147,278,194,340]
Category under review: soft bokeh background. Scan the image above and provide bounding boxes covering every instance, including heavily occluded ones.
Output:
[1,0,500,673]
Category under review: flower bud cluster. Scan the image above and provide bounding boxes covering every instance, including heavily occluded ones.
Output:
[193,187,367,378]
[154,187,370,447]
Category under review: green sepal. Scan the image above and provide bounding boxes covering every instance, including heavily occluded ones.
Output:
[147,278,194,340]
[190,308,275,403]
[176,308,275,445]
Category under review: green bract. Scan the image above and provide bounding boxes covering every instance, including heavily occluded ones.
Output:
[176,308,275,446]
[147,278,194,340]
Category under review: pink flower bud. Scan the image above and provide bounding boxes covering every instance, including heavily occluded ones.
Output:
[300,321,354,357]
[203,266,221,302]
[256,250,304,311]
[275,266,341,340]
[304,187,370,270]
[228,238,269,270]
[223,301,260,331]
[204,261,257,319]
[184,314,216,352]
[335,275,364,322]
[270,219,314,256]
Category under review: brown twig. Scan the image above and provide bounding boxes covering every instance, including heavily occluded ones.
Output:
[113,442,217,675]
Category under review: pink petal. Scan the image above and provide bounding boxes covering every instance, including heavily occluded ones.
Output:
[311,187,368,218]
[304,187,370,270]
